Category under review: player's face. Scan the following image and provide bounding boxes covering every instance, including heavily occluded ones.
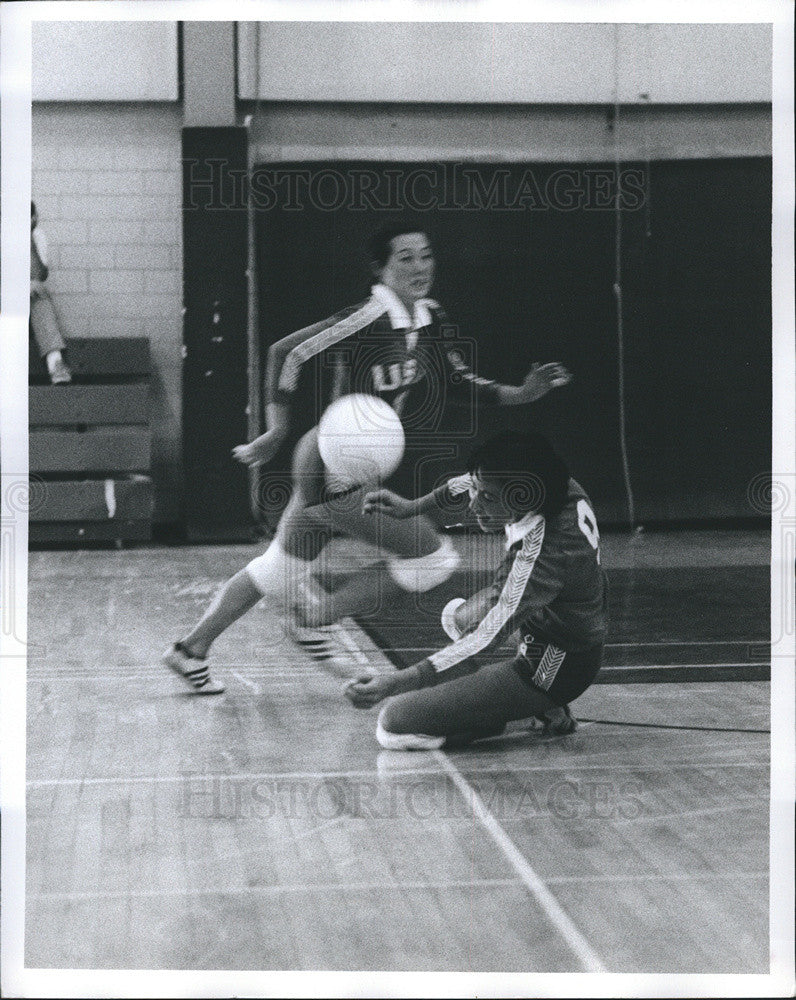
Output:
[377,233,435,306]
[469,473,517,532]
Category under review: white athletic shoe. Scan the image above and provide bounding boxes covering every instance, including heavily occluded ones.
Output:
[282,618,358,677]
[162,643,225,695]
[285,621,336,660]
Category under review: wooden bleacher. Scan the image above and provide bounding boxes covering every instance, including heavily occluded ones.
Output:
[29,337,155,544]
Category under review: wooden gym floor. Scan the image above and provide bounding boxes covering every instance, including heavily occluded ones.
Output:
[25,528,770,973]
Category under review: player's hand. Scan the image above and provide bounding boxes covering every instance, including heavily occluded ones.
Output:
[519,362,572,402]
[344,672,399,708]
[362,489,413,519]
[232,429,284,467]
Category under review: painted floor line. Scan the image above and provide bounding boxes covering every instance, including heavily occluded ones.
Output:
[342,618,608,974]
[26,757,768,789]
[29,869,768,904]
[435,749,608,973]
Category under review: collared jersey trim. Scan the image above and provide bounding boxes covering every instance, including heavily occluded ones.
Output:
[505,512,544,551]
[370,283,437,331]
[428,518,546,674]
[277,297,387,394]
[446,478,543,550]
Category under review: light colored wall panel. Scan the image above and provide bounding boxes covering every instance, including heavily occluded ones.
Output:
[617,23,772,103]
[238,22,615,103]
[238,21,772,105]
[32,21,178,101]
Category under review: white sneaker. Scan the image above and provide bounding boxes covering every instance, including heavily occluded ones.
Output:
[282,618,336,660]
[162,643,225,695]
[282,618,360,677]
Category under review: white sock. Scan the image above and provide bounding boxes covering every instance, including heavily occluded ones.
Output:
[45,350,64,374]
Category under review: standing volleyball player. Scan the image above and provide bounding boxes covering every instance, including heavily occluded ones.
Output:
[164,225,570,693]
[349,430,607,747]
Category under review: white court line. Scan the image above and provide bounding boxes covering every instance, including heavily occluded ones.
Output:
[599,662,768,670]
[607,640,767,647]
[434,749,607,973]
[340,619,609,974]
[29,869,768,904]
[26,660,772,681]
[25,758,767,789]
[604,800,766,828]
[31,878,523,902]
[372,641,767,650]
[348,652,770,669]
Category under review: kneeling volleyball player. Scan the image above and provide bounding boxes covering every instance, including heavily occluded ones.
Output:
[348,431,608,749]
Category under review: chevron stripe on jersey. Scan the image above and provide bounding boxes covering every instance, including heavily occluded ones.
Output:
[429,518,546,674]
[277,298,387,394]
[531,644,566,690]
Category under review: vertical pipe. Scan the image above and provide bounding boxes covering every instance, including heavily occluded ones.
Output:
[245,22,264,525]
[613,24,636,529]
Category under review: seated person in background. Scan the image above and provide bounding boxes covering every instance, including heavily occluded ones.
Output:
[349,430,608,750]
[30,201,71,384]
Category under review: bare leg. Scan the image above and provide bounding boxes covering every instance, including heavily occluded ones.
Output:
[177,568,262,658]
[299,486,444,624]
[297,566,404,627]
[30,289,66,356]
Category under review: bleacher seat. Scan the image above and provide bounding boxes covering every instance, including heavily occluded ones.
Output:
[29,337,155,544]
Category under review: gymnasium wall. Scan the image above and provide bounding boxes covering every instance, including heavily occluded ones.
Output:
[31,103,184,521]
[254,157,771,525]
[237,22,772,104]
[28,20,772,527]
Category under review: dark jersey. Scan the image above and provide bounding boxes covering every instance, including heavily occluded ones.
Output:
[266,284,501,437]
[418,478,608,685]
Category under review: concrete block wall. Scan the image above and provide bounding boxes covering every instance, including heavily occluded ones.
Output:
[32,103,184,522]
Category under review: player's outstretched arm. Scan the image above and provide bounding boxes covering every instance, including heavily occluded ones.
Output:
[362,487,444,519]
[361,489,415,518]
[444,345,570,407]
[232,403,289,466]
[234,310,339,466]
[363,480,466,519]
[496,362,572,405]
[345,665,423,707]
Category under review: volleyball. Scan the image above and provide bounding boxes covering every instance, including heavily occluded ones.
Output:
[317,394,405,488]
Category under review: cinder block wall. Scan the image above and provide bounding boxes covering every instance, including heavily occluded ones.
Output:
[31,103,183,522]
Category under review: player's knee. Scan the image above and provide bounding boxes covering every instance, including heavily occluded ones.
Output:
[245,540,311,597]
[376,704,445,751]
[387,535,460,593]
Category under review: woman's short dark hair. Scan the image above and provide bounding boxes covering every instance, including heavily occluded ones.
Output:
[367,223,430,270]
[467,430,570,520]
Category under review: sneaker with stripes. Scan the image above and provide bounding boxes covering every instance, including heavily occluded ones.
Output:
[281,617,361,678]
[287,623,337,662]
[162,643,225,695]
